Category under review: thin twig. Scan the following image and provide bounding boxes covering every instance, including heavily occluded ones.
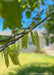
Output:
[0,31,25,42]
[0,27,31,42]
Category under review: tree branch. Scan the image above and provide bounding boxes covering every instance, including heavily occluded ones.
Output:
[0,31,25,42]
[0,11,54,52]
[0,27,31,42]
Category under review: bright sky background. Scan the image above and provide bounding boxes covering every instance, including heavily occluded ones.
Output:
[0,18,10,31]
[0,10,45,31]
[0,0,53,31]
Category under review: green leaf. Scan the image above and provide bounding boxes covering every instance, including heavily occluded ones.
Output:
[1,1,23,30]
[16,41,20,55]
[34,31,40,49]
[30,31,36,45]
[26,11,31,18]
[41,0,45,5]
[22,34,28,49]
[31,22,36,27]
[3,49,9,67]
[30,31,40,49]
[18,0,21,3]
[1,51,3,58]
[7,47,20,65]
[22,5,25,8]
[32,2,36,7]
